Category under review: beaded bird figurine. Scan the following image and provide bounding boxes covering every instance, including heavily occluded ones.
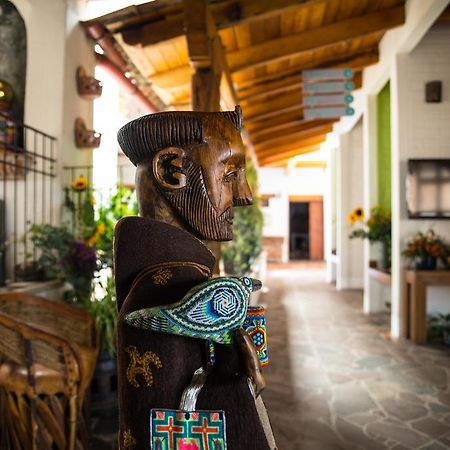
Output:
[125,276,261,344]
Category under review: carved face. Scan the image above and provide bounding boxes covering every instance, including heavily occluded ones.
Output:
[143,120,252,241]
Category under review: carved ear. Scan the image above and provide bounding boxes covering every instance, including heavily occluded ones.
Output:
[152,147,187,190]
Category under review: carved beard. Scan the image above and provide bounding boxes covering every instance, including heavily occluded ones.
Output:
[163,161,233,241]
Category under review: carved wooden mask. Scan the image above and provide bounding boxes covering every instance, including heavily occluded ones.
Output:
[118,107,252,241]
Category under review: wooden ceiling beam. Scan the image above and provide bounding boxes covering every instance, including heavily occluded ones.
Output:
[246,110,305,132]
[246,105,302,124]
[255,133,327,159]
[244,99,301,121]
[241,70,362,109]
[244,89,302,121]
[262,155,324,167]
[236,50,377,89]
[227,6,404,73]
[251,118,333,141]
[121,0,320,46]
[149,46,372,92]
[254,122,334,147]
[258,142,323,166]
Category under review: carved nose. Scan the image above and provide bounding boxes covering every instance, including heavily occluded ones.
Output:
[233,177,253,206]
[233,195,253,206]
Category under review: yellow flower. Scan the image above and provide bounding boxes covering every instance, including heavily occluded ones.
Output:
[353,207,365,222]
[89,197,96,206]
[348,212,356,225]
[71,175,88,191]
[348,207,365,225]
[86,233,98,247]
[97,223,106,234]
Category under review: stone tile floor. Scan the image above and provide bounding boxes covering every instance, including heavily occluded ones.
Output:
[262,263,450,450]
[91,262,450,449]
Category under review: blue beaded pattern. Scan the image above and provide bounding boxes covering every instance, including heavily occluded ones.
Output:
[125,277,258,344]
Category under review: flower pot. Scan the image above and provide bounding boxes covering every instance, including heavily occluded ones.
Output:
[91,351,117,417]
[443,331,450,347]
[380,240,390,271]
[415,255,437,270]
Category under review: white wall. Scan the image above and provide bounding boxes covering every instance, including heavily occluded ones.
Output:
[259,164,326,262]
[13,0,94,181]
[335,120,364,290]
[4,0,95,281]
[330,0,450,336]
[391,24,450,322]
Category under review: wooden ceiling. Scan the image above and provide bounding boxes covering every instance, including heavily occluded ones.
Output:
[90,0,405,166]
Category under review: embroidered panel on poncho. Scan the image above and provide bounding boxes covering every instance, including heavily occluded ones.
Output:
[150,409,226,450]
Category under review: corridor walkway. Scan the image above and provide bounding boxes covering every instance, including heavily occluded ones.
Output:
[262,263,450,450]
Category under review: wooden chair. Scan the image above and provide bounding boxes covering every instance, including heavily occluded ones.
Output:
[0,293,99,450]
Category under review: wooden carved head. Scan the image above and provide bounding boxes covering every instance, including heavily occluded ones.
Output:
[117,106,252,241]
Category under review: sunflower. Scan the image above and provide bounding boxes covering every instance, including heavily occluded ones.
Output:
[353,207,365,222]
[71,175,88,191]
[96,223,106,234]
[86,233,98,247]
[348,207,365,225]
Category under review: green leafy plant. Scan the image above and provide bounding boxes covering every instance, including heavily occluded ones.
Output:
[348,206,392,269]
[222,162,263,275]
[348,206,391,243]
[30,224,98,304]
[87,275,118,357]
[95,185,138,268]
[428,313,450,345]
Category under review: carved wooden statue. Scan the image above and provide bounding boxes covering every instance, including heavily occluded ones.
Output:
[115,106,276,449]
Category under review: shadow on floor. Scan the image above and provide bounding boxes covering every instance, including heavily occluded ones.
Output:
[262,263,450,450]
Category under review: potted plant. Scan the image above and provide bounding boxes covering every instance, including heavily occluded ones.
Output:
[402,229,449,270]
[30,223,99,304]
[222,164,263,276]
[86,274,119,415]
[428,313,450,345]
[348,206,391,270]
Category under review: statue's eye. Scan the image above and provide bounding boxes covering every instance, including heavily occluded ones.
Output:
[224,170,238,182]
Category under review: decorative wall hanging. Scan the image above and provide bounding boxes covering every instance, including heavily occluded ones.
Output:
[74,118,101,149]
[76,66,103,100]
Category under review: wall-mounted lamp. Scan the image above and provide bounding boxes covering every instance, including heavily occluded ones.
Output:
[425,81,442,103]
[74,118,101,149]
[76,67,103,100]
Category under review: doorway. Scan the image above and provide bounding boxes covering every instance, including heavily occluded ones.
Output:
[289,197,324,260]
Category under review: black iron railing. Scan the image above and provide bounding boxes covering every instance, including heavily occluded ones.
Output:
[0,116,57,284]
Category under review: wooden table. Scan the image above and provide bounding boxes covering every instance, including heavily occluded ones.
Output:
[402,270,450,344]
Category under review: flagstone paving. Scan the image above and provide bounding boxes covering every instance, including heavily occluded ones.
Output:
[261,264,450,450]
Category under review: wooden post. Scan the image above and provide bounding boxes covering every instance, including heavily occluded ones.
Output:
[184,0,223,272]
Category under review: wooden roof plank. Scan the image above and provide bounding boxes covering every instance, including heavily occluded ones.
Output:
[258,142,323,165]
[227,5,404,72]
[239,61,364,103]
[234,47,378,88]
[253,120,334,144]
[256,132,329,158]
[255,125,334,154]
[121,0,320,47]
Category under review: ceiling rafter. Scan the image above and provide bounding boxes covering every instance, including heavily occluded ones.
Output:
[239,71,362,108]
[140,38,377,92]
[253,122,334,147]
[227,6,404,73]
[256,132,329,158]
[118,0,322,46]
[251,118,333,141]
[259,142,324,165]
